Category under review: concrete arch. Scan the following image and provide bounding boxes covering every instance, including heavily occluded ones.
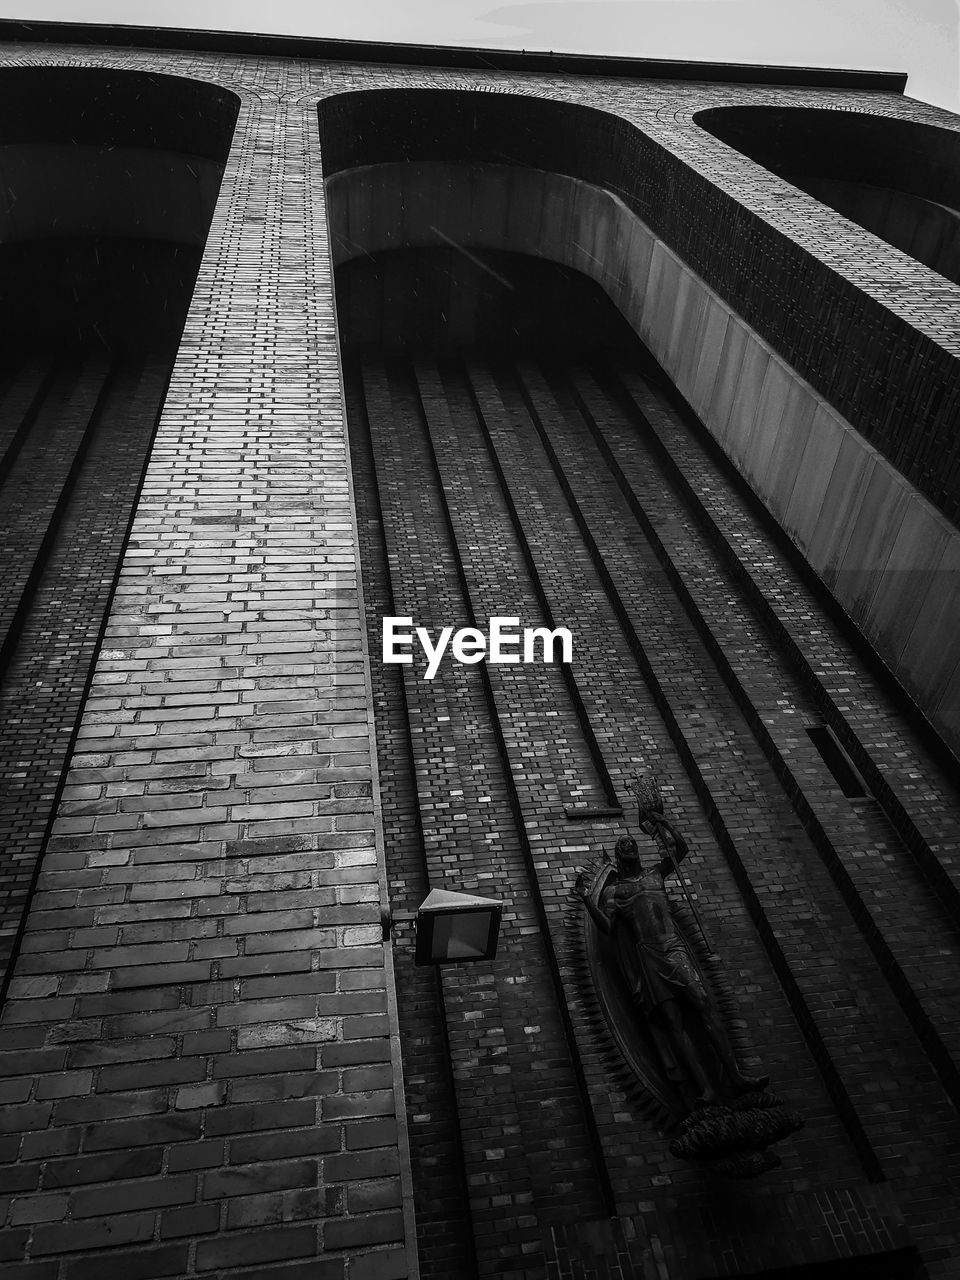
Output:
[317,87,701,361]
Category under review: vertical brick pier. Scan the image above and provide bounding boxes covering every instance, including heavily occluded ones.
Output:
[0,48,418,1280]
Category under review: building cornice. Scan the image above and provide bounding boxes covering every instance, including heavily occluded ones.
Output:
[0,18,908,92]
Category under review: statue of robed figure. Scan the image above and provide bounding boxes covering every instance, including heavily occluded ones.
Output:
[577,828,765,1106]
[574,777,802,1177]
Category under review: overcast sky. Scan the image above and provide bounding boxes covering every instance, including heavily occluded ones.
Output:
[2,0,957,111]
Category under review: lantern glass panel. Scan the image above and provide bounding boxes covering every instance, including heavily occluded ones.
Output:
[431,909,494,961]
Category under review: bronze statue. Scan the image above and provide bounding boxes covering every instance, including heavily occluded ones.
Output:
[573,779,803,1176]
[576,830,767,1106]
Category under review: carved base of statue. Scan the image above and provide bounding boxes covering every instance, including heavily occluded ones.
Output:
[669,1092,804,1177]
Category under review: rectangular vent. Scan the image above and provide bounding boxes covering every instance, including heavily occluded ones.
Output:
[806,725,870,800]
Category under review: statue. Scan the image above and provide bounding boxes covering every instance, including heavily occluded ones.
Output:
[576,831,766,1106]
[574,777,802,1177]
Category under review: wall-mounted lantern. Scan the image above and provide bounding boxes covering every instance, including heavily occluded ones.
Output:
[413,888,503,966]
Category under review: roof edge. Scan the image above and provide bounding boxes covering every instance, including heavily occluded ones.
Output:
[0,18,908,92]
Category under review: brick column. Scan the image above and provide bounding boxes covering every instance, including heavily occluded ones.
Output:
[0,64,417,1280]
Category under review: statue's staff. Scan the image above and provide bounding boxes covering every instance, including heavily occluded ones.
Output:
[628,774,712,953]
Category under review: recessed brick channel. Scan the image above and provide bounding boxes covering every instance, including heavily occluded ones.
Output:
[0,355,173,977]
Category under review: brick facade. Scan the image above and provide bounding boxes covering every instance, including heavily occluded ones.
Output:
[1,30,959,1280]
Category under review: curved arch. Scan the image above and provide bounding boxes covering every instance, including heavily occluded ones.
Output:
[324,159,644,310]
[333,245,640,355]
[317,91,960,541]
[319,86,960,762]
[317,88,670,371]
[317,85,636,191]
[696,105,960,285]
[0,64,240,154]
[0,65,240,245]
[0,66,240,353]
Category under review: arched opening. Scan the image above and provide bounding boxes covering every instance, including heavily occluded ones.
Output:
[334,247,640,355]
[317,86,631,186]
[697,105,960,286]
[0,66,238,355]
[317,87,955,1273]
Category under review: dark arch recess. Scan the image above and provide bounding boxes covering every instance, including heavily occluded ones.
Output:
[696,106,960,211]
[697,105,960,286]
[320,89,960,525]
[0,66,240,354]
[318,87,630,185]
[334,247,643,356]
[0,64,239,158]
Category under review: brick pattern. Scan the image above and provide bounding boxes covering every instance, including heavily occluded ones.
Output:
[1,34,960,1280]
[318,83,960,523]
[345,365,478,1280]
[356,354,607,1279]
[0,356,171,975]
[566,361,960,1096]
[545,1183,914,1278]
[0,49,417,1280]
[611,359,960,908]
[349,349,960,1275]
[0,360,109,664]
[467,354,864,1161]
[0,359,52,482]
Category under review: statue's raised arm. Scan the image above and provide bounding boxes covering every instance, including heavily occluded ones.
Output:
[630,775,689,878]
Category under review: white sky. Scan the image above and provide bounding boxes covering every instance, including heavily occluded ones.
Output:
[1,0,957,112]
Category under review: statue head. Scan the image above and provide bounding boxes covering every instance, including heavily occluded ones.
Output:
[614,834,641,872]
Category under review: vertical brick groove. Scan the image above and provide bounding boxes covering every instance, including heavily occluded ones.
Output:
[345,365,479,1279]
[0,357,172,980]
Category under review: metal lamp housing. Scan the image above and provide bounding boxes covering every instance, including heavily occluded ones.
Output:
[414,888,503,966]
